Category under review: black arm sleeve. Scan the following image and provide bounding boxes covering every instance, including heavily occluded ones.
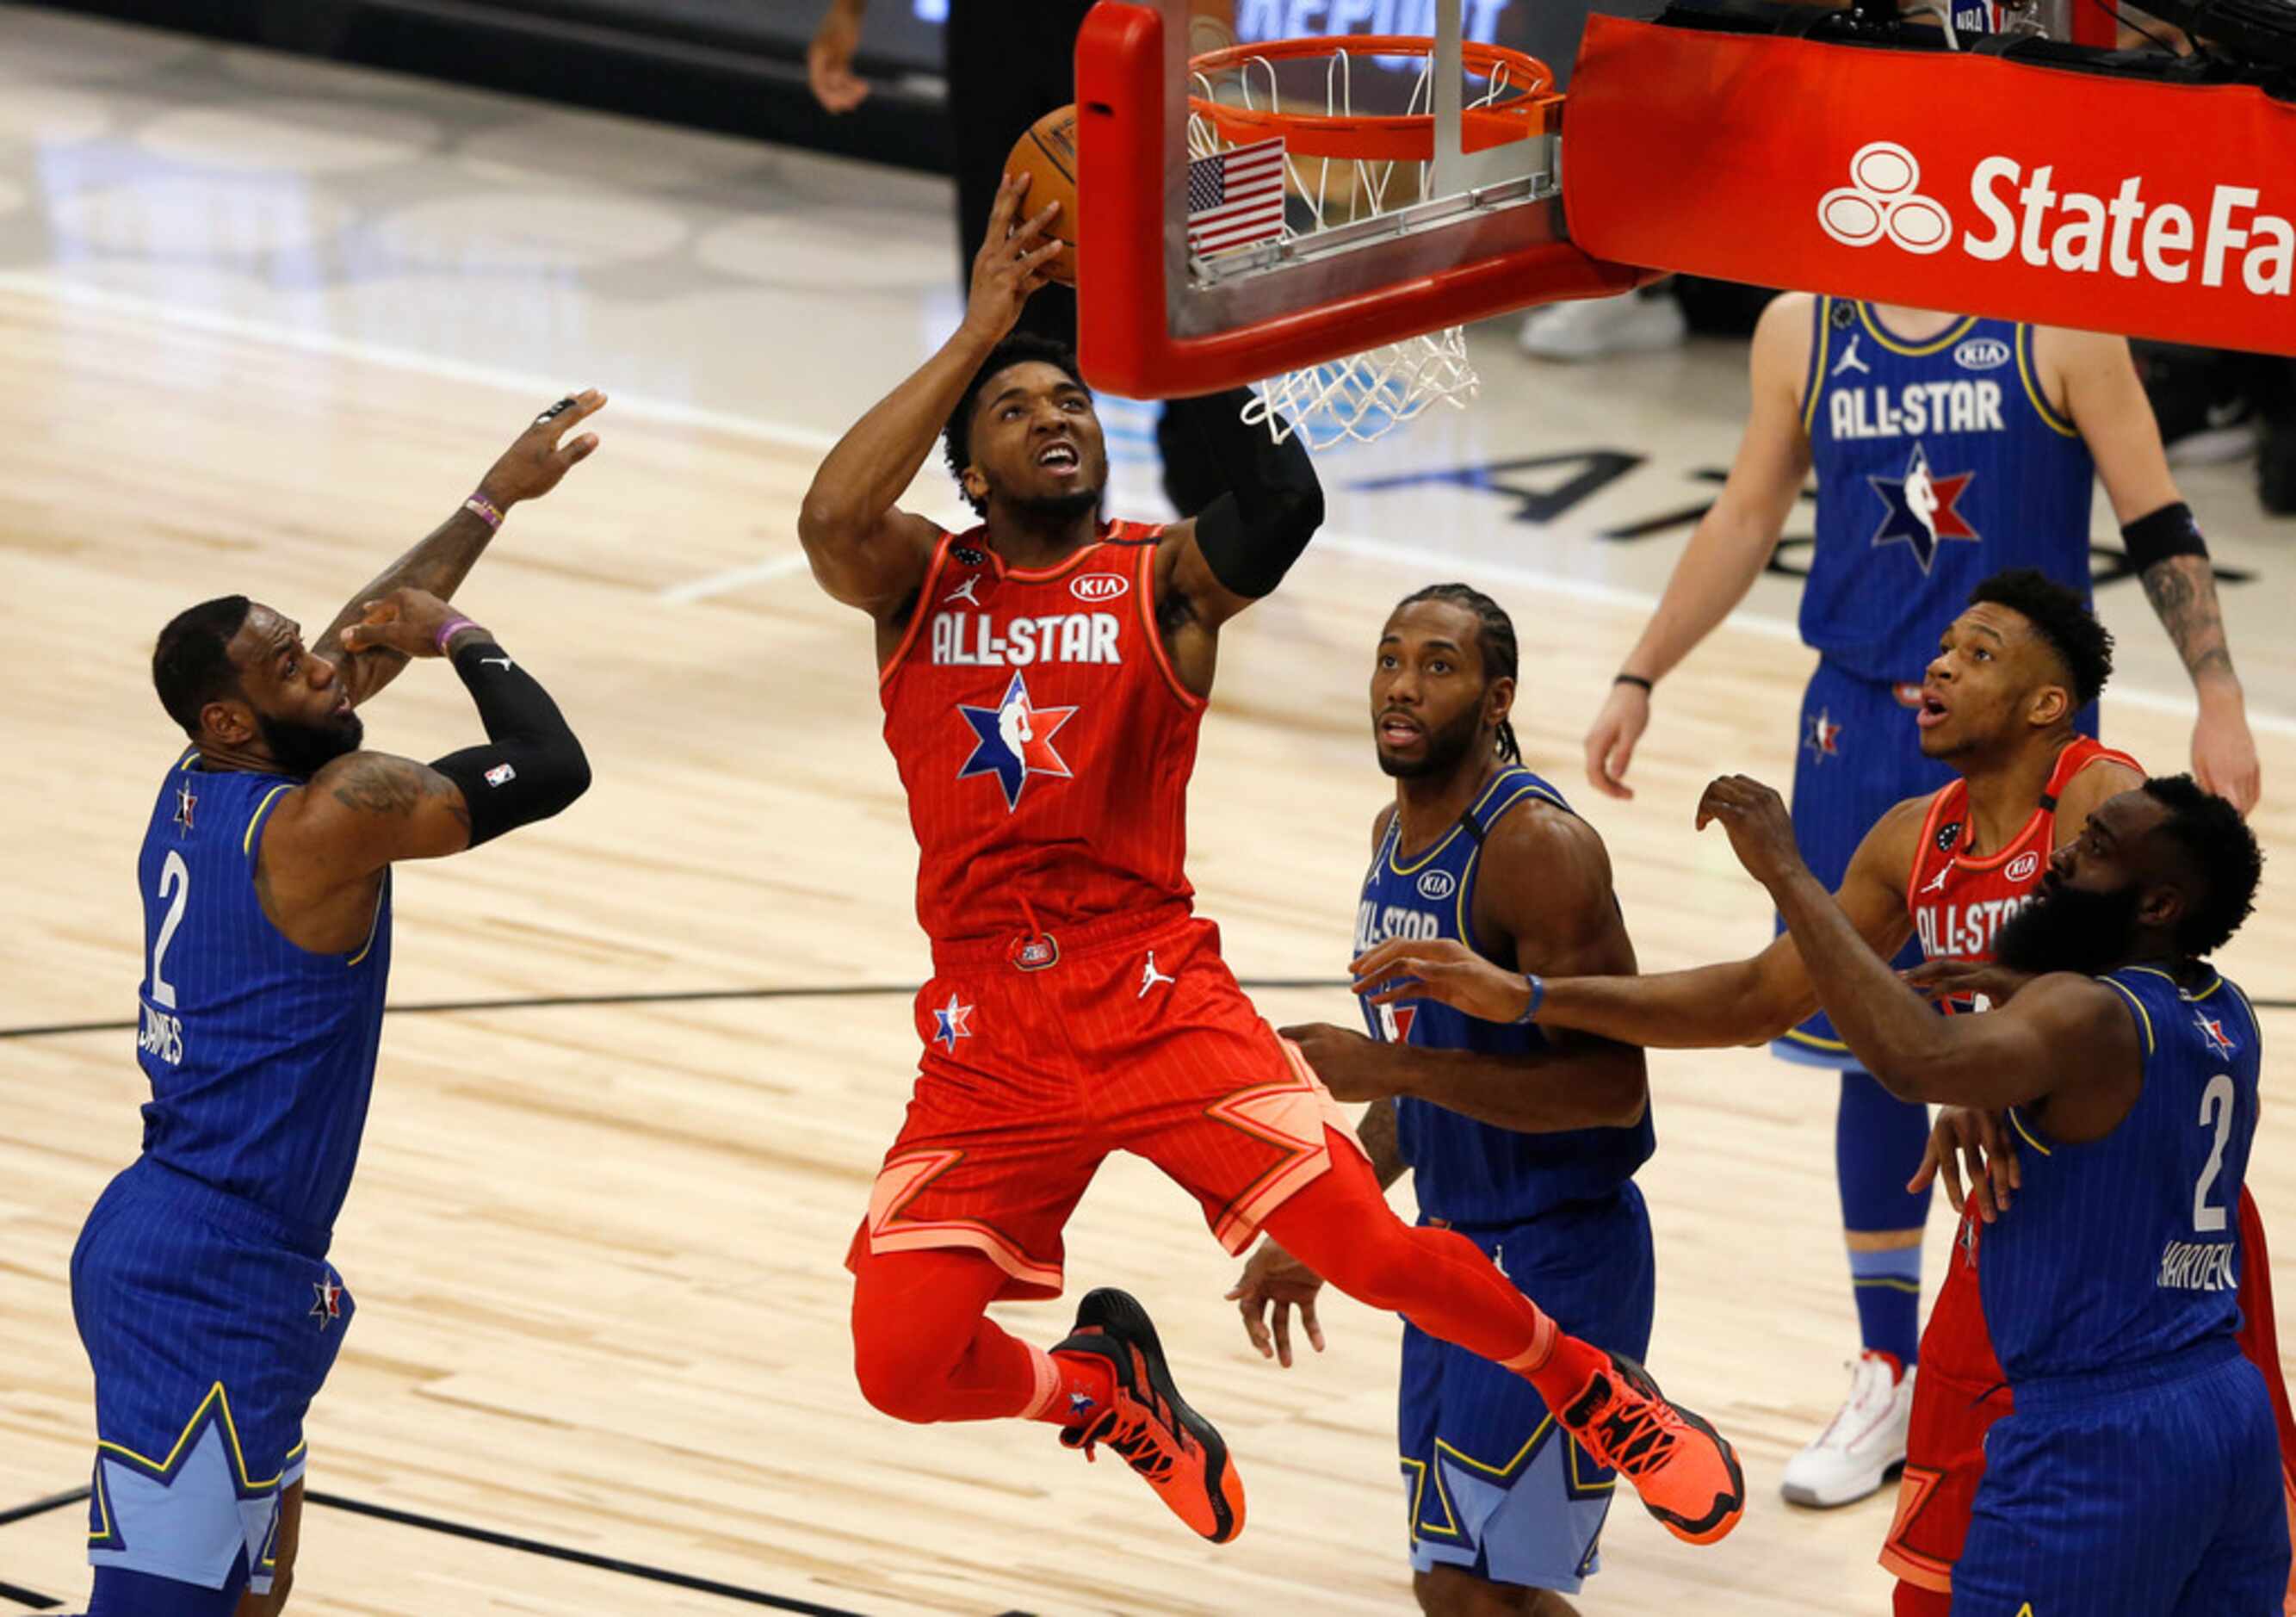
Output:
[427,638,591,847]
[2122,500,2210,571]
[1162,387,1324,599]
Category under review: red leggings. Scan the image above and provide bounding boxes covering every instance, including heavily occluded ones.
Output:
[851,1128,1567,1423]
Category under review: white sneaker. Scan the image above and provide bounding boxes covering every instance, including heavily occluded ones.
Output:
[1780,1351,1915,1508]
[1516,290,1688,361]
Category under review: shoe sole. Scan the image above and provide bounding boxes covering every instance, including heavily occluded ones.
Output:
[1074,1287,1247,1544]
[1606,1354,1747,1546]
[1780,1456,1905,1509]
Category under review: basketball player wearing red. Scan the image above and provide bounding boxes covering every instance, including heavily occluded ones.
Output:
[1352,568,2296,1607]
[797,175,1745,1548]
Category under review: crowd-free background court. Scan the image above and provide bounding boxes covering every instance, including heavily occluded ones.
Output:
[3,9,2293,1611]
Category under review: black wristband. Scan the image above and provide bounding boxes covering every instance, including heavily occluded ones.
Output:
[1615,673,1655,693]
[2121,501,2208,571]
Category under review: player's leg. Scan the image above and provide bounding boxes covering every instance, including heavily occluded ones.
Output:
[231,1479,301,1617]
[850,1244,1111,1423]
[2169,1356,2291,1617]
[1778,664,1936,1506]
[1401,1192,1656,1614]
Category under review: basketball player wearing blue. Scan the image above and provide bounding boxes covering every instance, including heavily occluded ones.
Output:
[1703,767,2285,1613]
[1581,297,2261,1503]
[1229,584,1705,1614]
[71,395,603,1617]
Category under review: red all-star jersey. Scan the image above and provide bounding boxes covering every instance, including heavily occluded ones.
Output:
[1904,735,2141,976]
[878,521,1203,946]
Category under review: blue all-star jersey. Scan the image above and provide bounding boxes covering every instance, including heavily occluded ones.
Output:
[134,749,392,1237]
[1354,766,1654,1226]
[1802,297,2098,684]
[1981,964,2262,1384]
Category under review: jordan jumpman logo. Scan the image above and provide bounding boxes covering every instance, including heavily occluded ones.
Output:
[1138,951,1175,998]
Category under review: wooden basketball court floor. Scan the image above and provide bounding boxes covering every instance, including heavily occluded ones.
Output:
[3,12,2296,1614]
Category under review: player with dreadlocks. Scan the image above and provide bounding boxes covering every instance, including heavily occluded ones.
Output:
[1230,582,1668,1614]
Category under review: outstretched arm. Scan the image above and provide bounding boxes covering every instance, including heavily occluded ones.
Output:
[1585,293,1814,798]
[1353,795,1921,1050]
[317,392,605,710]
[2052,328,2258,814]
[1696,773,2142,1134]
[797,175,1063,623]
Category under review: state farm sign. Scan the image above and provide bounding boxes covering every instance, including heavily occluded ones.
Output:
[1819,139,2295,296]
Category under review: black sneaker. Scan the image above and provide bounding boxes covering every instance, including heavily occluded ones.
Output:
[1053,1288,1246,1543]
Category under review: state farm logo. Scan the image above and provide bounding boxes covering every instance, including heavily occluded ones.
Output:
[1816,140,2296,296]
[1819,142,1953,255]
[1071,573,1129,602]
[2006,852,2041,882]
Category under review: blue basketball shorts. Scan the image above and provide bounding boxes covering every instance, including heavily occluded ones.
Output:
[70,1156,352,1597]
[1397,1183,1655,1595]
[1951,1344,2290,1615]
[1775,659,2099,1068]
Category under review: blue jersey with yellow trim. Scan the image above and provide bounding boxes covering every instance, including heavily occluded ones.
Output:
[1353,765,1655,1226]
[1981,964,2261,1384]
[1802,298,2097,684]
[134,752,392,1236]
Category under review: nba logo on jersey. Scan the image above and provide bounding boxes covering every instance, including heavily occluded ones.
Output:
[956,672,1078,810]
[1867,443,1979,572]
[2196,1011,2237,1059]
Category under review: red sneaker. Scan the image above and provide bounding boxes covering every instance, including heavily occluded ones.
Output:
[1562,1351,1746,1546]
[1052,1288,1246,1544]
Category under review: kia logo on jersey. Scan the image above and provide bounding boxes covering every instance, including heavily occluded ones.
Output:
[2006,851,2041,882]
[1070,573,1129,603]
[1417,870,1457,901]
[1954,337,2011,371]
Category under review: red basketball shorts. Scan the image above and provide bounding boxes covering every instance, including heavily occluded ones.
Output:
[847,904,1359,1301]
[1886,1190,2296,1615]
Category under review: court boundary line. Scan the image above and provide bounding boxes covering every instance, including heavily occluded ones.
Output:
[0,1484,933,1614]
[1,273,2285,735]
[3,977,2288,1042]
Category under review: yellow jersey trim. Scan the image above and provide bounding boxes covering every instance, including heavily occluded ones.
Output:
[96,1380,288,1495]
[2008,1106,2056,1159]
[2017,325,2079,437]
[1782,1026,1853,1053]
[1804,297,1833,433]
[243,784,293,857]
[1384,769,1544,877]
[2101,976,2157,1056]
[1859,305,1979,357]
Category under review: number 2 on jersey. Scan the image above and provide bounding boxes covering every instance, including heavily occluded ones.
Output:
[152,850,189,1009]
[2194,1072,2236,1234]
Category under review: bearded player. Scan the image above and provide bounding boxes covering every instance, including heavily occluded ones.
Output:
[1699,768,2285,1614]
[1229,584,1662,1615]
[795,176,1744,1548]
[1353,567,2296,1612]
[1583,292,2261,1503]
[73,397,599,1617]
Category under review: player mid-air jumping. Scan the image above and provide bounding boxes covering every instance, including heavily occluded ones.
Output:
[796,176,1745,1549]
[73,395,602,1617]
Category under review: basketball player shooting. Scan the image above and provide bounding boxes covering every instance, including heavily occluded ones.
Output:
[71,394,602,1617]
[1229,584,1673,1613]
[797,176,1745,1549]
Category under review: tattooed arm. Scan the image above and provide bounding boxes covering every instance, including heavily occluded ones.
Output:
[2140,554,2259,812]
[318,392,606,709]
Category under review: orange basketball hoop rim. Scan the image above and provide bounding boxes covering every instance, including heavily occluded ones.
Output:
[1187,36,1559,163]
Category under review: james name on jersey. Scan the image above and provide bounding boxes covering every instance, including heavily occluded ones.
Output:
[929,609,1122,668]
[1828,378,2008,441]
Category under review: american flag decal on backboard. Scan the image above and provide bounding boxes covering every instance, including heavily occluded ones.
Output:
[1186,137,1287,256]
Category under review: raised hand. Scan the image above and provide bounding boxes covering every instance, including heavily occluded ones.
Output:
[1909,1105,2020,1223]
[1224,1237,1327,1367]
[475,389,608,510]
[1349,936,1534,1024]
[1696,774,1804,889]
[807,0,870,114]
[338,588,482,660]
[963,173,1064,342]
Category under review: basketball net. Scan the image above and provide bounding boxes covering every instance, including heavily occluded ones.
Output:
[1187,41,1512,448]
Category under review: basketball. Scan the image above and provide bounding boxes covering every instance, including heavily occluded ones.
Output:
[1004,105,1080,285]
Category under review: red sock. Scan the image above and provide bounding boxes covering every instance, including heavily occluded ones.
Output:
[1040,1348,1117,1428]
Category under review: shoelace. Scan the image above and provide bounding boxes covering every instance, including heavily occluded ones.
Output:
[1589,1395,1680,1477]
[1065,1403,1188,1481]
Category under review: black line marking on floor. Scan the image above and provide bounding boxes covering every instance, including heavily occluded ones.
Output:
[0,977,1355,1040]
[302,1490,869,1614]
[0,1582,61,1611]
[0,1487,86,1528]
